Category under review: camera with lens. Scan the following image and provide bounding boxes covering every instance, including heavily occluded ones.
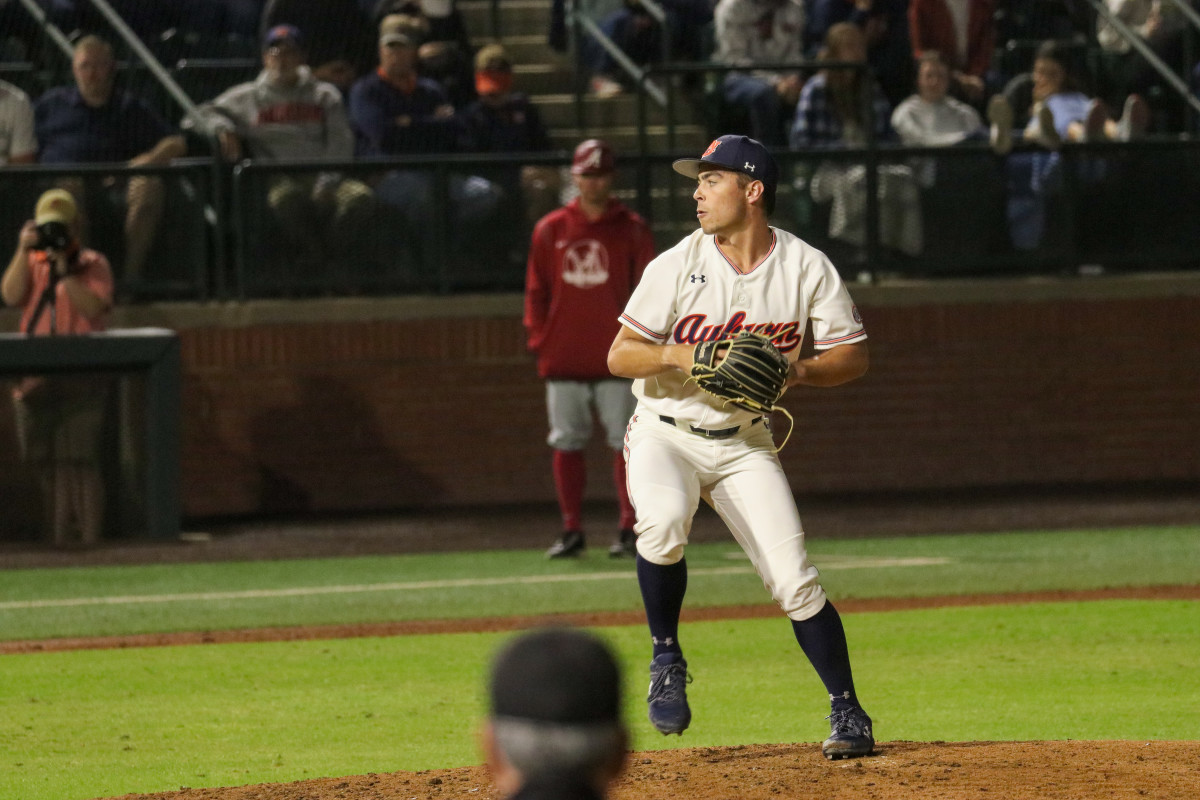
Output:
[34,220,72,251]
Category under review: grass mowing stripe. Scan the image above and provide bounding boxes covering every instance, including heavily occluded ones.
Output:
[0,568,741,610]
[2,527,1195,641]
[0,559,953,611]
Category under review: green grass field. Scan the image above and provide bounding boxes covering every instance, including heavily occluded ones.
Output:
[0,525,1197,800]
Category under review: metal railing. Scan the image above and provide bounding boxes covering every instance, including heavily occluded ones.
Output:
[1084,0,1200,131]
[4,138,1199,302]
[1,160,219,300]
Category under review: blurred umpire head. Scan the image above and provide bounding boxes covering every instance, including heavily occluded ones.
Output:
[482,627,628,799]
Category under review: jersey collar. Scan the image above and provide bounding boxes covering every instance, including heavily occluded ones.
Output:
[714,228,776,275]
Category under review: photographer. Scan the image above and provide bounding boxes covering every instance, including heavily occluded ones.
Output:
[2,189,114,546]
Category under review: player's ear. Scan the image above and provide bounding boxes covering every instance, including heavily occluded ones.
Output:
[746,179,764,207]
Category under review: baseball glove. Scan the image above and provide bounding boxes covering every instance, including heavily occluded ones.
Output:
[689,331,790,415]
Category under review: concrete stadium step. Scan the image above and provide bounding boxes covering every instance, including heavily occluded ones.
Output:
[493,33,568,66]
[512,62,574,95]
[531,91,704,128]
[460,0,552,41]
[548,124,709,152]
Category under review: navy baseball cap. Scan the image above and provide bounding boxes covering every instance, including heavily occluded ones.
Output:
[489,627,622,724]
[263,24,304,49]
[673,134,778,207]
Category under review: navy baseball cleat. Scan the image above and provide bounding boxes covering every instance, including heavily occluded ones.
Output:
[546,530,585,559]
[822,705,874,760]
[647,653,692,735]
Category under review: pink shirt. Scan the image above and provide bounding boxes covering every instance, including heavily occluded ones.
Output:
[18,248,113,336]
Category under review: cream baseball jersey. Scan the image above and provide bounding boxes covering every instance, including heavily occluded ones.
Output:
[618,226,867,429]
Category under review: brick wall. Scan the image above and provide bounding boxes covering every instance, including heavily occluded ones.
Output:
[3,285,1199,531]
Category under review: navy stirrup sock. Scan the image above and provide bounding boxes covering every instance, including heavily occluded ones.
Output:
[636,554,687,657]
[791,601,859,709]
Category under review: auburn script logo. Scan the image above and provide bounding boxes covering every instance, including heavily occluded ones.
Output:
[673,311,802,353]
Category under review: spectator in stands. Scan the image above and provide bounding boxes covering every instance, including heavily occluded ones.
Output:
[713,0,808,147]
[584,0,715,98]
[34,35,187,286]
[790,22,893,149]
[1096,0,1189,130]
[370,1,476,108]
[791,23,922,256]
[371,0,473,55]
[990,40,1148,250]
[806,0,914,107]
[261,0,376,95]
[482,627,629,800]
[461,43,561,227]
[891,50,988,151]
[0,78,36,165]
[1002,40,1149,150]
[350,15,461,154]
[585,0,663,98]
[0,78,38,240]
[890,51,1009,256]
[348,14,501,264]
[3,189,114,547]
[908,0,995,105]
[186,24,374,267]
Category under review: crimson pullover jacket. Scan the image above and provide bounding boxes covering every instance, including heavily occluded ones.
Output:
[524,197,655,380]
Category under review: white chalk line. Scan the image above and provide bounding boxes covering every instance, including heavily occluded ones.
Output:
[0,557,952,611]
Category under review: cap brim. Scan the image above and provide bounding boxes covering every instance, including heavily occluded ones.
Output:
[673,158,748,180]
[672,158,706,179]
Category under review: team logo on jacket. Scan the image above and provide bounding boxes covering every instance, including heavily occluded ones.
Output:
[563,239,609,287]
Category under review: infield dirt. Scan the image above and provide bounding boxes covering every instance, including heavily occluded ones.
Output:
[102,740,1200,800]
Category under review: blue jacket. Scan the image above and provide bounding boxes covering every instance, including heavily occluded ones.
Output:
[347,71,463,156]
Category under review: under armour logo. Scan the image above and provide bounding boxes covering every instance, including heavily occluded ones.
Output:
[690,274,706,284]
[744,162,755,172]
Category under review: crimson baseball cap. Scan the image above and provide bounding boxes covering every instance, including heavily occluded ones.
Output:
[489,627,622,724]
[673,134,778,210]
[571,138,615,175]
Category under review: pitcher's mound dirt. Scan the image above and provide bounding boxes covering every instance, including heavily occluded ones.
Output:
[108,740,1199,800]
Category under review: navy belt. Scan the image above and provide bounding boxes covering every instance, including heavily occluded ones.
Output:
[659,415,762,439]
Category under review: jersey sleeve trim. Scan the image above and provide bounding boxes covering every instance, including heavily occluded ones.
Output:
[619,313,668,341]
[814,329,868,348]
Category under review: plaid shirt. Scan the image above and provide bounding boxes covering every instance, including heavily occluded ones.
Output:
[788,72,894,149]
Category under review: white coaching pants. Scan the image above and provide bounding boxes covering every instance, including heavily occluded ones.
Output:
[624,411,828,621]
